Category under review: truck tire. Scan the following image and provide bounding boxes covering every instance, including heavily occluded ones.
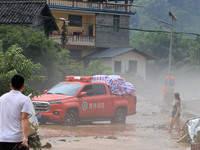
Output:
[111,108,126,124]
[63,110,78,126]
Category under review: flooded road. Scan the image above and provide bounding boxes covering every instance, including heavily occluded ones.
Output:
[37,96,192,150]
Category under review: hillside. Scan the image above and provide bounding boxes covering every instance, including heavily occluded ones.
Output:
[131,0,200,34]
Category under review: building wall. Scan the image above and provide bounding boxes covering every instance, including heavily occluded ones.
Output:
[51,10,95,36]
[95,13,130,48]
[32,16,45,30]
[101,51,146,80]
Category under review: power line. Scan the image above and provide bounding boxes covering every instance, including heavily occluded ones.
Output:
[2,7,200,37]
[69,19,200,36]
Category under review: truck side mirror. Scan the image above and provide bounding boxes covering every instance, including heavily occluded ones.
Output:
[44,90,47,94]
[79,92,87,97]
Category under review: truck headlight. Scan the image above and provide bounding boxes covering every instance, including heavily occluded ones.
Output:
[49,100,62,104]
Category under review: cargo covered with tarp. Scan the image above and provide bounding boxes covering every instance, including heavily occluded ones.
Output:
[178,118,200,143]
[93,75,135,95]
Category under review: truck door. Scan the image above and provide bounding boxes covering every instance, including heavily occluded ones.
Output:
[78,84,96,119]
[92,84,112,118]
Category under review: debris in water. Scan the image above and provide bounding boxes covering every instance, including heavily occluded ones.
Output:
[59,139,66,142]
[73,140,80,142]
[178,118,200,143]
[41,142,52,148]
[107,136,117,139]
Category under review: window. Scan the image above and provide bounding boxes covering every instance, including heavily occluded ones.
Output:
[129,60,137,73]
[93,84,106,95]
[81,84,106,96]
[68,15,82,27]
[47,83,82,96]
[82,85,93,96]
[114,61,121,73]
[113,15,120,32]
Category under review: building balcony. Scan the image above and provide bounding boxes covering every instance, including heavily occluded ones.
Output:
[50,34,95,47]
[47,0,131,12]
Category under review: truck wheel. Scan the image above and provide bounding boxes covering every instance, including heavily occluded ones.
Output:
[111,108,126,124]
[63,110,78,126]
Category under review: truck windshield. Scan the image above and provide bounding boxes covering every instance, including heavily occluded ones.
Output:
[46,83,82,96]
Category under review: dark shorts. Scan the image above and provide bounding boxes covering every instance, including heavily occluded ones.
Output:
[0,142,29,150]
[171,111,180,118]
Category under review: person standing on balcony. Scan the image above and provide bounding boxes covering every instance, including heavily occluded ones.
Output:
[0,74,32,150]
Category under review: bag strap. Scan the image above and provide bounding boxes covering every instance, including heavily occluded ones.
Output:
[12,143,20,150]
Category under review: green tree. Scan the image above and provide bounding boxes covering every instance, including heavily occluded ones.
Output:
[0,40,2,51]
[0,25,62,90]
[0,26,113,92]
[131,31,199,79]
[86,59,111,76]
[131,0,200,33]
[0,45,45,96]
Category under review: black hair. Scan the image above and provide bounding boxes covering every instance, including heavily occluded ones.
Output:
[174,92,181,101]
[11,74,24,90]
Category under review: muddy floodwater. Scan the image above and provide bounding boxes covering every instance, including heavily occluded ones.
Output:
[37,96,193,150]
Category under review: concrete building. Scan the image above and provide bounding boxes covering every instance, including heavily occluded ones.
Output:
[46,0,154,79]
[86,48,154,80]
[0,0,155,80]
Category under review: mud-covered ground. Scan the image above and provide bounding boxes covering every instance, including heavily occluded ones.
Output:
[37,96,195,150]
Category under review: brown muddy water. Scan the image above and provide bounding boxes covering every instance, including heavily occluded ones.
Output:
[37,96,192,150]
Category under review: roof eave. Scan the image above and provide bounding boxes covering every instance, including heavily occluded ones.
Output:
[49,5,136,16]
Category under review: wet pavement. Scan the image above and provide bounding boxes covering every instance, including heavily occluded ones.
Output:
[37,96,192,150]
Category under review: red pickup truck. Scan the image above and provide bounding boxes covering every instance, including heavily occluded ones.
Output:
[32,76,137,126]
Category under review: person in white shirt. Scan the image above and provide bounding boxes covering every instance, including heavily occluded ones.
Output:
[0,74,32,150]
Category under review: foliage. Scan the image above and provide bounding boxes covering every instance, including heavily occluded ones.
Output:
[85,59,112,76]
[66,59,112,76]
[130,30,200,80]
[132,0,200,33]
[56,49,70,81]
[0,25,115,95]
[0,45,45,96]
[0,25,63,91]
[0,40,2,51]
[0,26,113,92]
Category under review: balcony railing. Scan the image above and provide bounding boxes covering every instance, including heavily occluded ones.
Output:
[50,34,95,46]
[47,0,130,12]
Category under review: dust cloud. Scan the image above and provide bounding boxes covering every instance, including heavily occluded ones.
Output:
[139,67,200,116]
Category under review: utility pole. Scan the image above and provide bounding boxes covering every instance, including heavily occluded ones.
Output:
[150,12,177,87]
[151,12,177,107]
[168,11,177,87]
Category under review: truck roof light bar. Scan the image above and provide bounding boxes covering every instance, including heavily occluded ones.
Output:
[66,76,93,82]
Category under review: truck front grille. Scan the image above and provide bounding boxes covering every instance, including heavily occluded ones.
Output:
[32,101,51,112]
